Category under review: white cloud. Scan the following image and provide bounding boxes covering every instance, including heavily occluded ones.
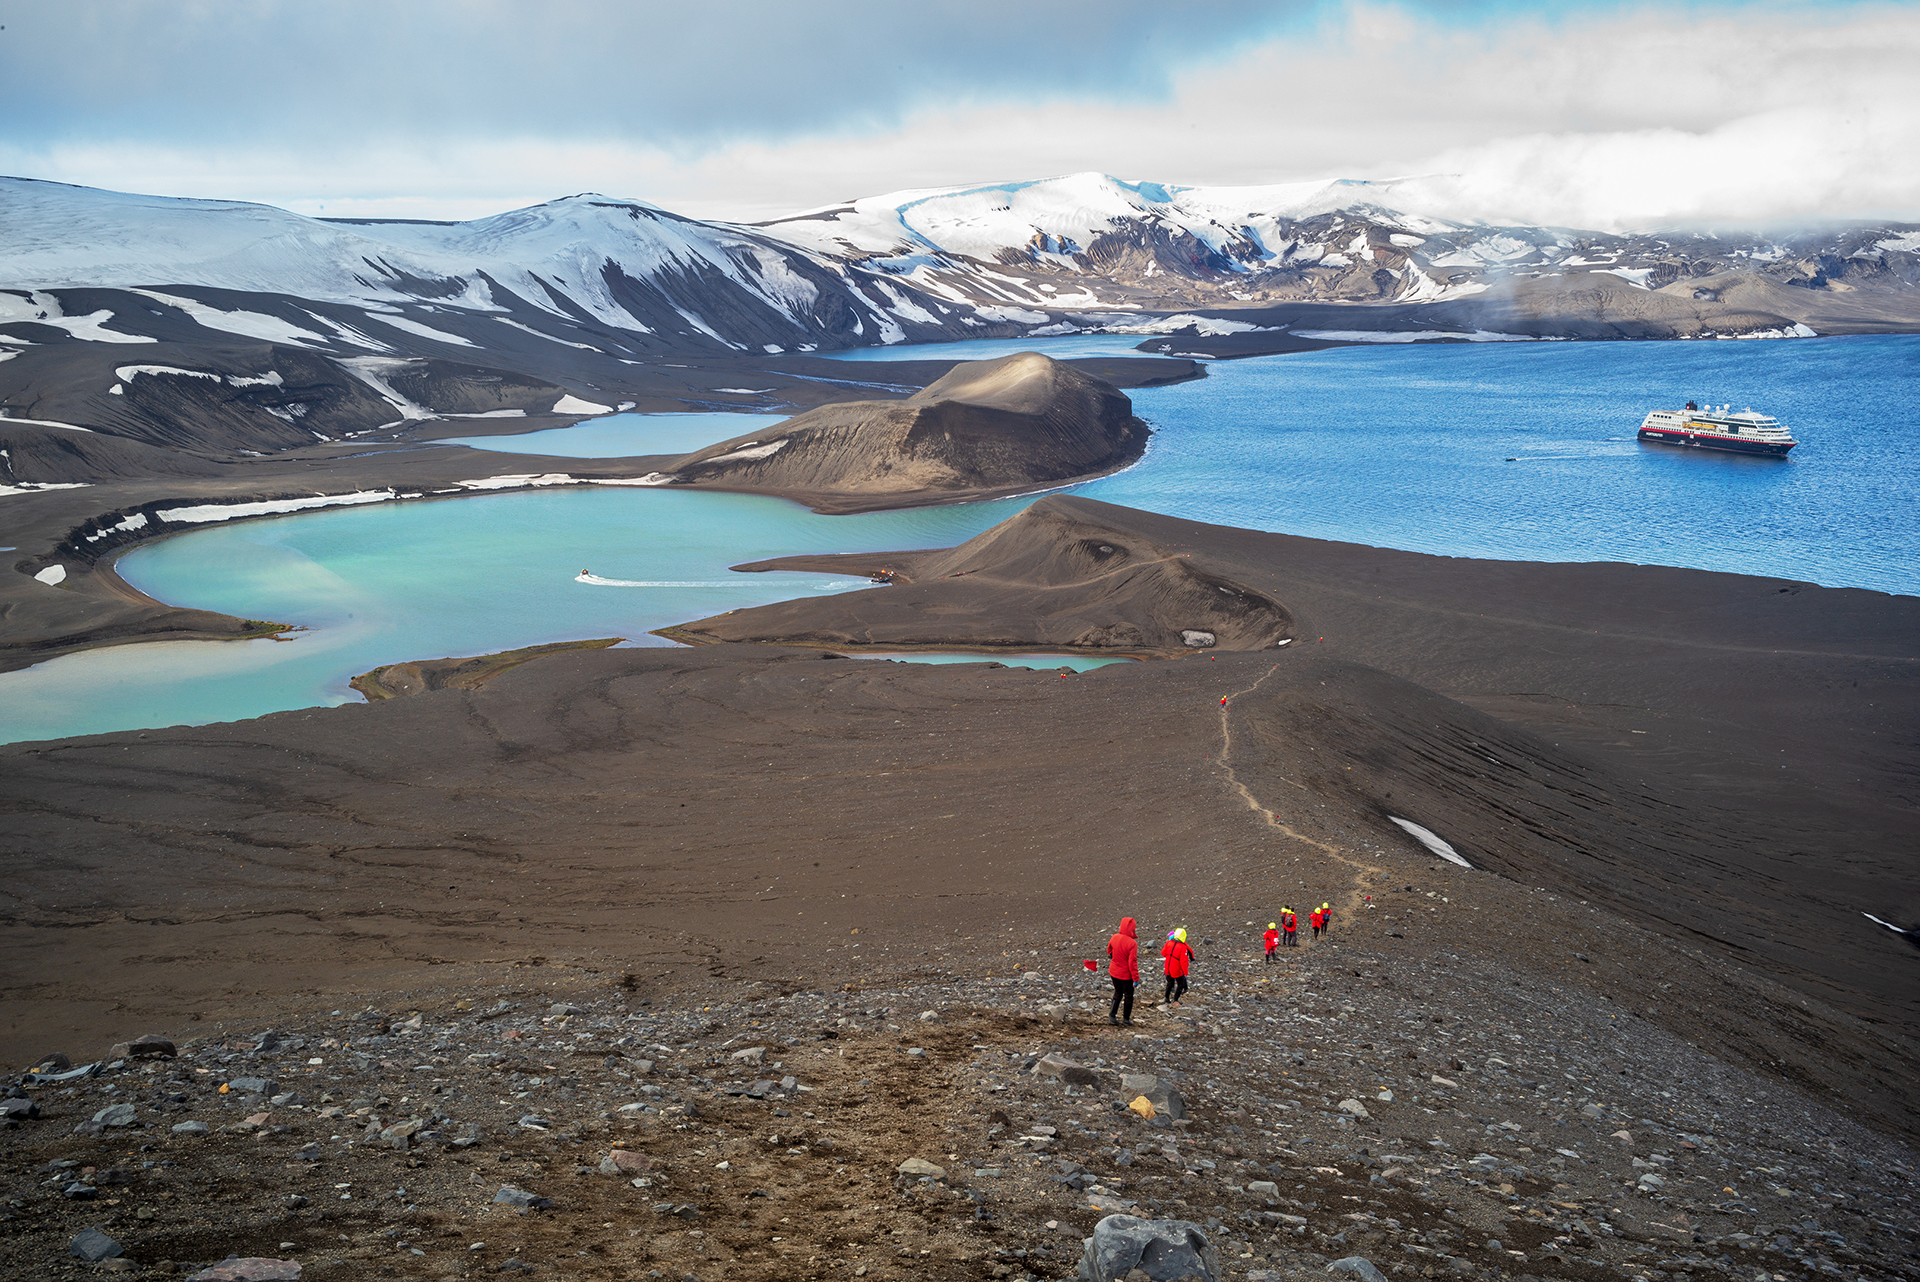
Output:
[3,3,1913,230]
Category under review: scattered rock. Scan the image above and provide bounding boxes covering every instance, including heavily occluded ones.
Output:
[185,1260,302,1281]
[225,1076,278,1097]
[492,1185,553,1211]
[600,1149,652,1176]
[1128,1096,1157,1119]
[1328,1256,1390,1282]
[1077,1213,1220,1282]
[171,1120,210,1135]
[107,1034,178,1060]
[1181,630,1217,648]
[730,1045,767,1064]
[1338,1099,1371,1118]
[897,1157,947,1180]
[92,1102,138,1127]
[70,1228,124,1261]
[2,1097,39,1121]
[548,1003,584,1017]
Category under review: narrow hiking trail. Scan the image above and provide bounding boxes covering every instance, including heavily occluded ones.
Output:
[1215,664,1386,948]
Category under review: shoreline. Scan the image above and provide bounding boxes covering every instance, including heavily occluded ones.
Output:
[0,353,1197,678]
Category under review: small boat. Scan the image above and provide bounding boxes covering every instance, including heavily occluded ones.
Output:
[1639,400,1796,456]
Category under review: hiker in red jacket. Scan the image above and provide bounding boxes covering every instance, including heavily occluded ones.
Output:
[1161,928,1194,1006]
[1282,907,1299,947]
[1262,922,1280,964]
[1107,916,1140,1026]
[1310,904,1327,939]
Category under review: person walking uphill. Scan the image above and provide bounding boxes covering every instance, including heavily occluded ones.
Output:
[1161,928,1194,1006]
[1282,907,1299,947]
[1108,916,1140,1026]
[1263,922,1280,964]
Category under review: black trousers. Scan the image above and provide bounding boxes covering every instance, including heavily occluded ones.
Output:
[1109,978,1135,1021]
[1164,974,1188,1003]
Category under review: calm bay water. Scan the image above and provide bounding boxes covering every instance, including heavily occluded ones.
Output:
[1086,333,1919,593]
[438,411,791,458]
[1,334,1912,743]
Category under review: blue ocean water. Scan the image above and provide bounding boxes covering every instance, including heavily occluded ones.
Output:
[1073,333,1919,593]
[1,334,1911,744]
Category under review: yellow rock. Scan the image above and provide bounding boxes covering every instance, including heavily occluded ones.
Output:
[1129,1096,1157,1119]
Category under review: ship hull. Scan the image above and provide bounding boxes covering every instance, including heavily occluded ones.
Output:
[1637,428,1794,457]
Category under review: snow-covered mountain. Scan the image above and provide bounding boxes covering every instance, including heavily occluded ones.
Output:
[5,174,1915,369]
[0,177,995,359]
[755,172,1920,313]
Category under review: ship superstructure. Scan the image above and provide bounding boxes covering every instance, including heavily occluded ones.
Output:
[1638,402,1797,456]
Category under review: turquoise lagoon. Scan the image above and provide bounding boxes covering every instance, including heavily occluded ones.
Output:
[2,334,1914,744]
[438,411,791,459]
[1,489,1052,744]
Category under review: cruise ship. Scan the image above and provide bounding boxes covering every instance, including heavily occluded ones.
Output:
[1638,401,1797,456]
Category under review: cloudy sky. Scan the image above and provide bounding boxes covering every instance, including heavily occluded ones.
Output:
[3,1,1915,229]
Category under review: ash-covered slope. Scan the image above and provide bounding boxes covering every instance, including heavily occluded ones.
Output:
[654,352,1149,511]
[665,494,1291,651]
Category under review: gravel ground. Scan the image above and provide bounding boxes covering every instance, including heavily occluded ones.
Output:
[5,928,1913,1282]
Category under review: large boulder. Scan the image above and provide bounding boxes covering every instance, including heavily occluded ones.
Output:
[1078,1214,1220,1282]
[1121,1072,1188,1121]
[1328,1258,1389,1282]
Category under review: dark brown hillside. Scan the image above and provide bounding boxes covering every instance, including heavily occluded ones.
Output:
[660,352,1149,511]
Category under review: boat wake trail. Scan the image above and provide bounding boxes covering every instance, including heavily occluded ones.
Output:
[576,573,871,590]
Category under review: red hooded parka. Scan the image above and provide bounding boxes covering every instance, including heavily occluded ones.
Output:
[1108,917,1140,981]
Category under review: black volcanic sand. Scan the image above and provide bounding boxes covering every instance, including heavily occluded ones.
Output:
[675,497,1920,1046]
[667,497,1294,653]
[3,499,1915,1149]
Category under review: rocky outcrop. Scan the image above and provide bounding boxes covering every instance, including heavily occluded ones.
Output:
[656,352,1149,512]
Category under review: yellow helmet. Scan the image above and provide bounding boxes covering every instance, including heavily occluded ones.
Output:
[1268,922,1277,929]
[1174,928,1187,942]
